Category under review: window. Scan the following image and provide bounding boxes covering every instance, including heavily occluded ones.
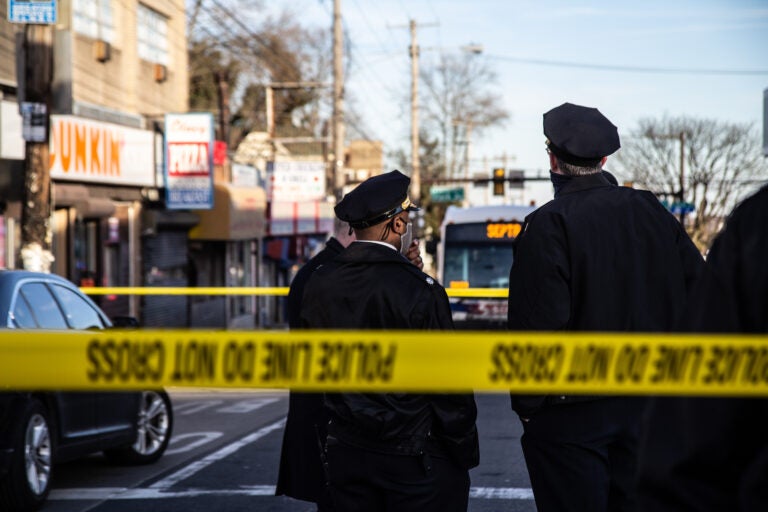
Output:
[18,283,68,329]
[51,285,106,330]
[137,4,169,65]
[73,0,115,43]
[11,294,37,328]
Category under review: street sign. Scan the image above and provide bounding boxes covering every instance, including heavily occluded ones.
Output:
[8,0,57,24]
[20,102,46,142]
[661,199,695,214]
[430,186,464,203]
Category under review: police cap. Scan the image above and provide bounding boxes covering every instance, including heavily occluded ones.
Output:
[544,102,620,167]
[335,170,420,229]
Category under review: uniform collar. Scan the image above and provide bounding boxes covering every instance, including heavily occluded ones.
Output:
[558,172,612,197]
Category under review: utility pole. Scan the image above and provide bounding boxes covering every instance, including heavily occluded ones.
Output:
[20,24,54,272]
[678,131,686,225]
[215,69,230,148]
[409,19,420,204]
[332,0,345,199]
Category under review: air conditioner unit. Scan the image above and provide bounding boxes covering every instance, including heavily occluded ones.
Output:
[153,63,167,83]
[93,40,111,63]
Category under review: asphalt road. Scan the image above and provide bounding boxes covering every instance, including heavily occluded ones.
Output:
[43,390,534,512]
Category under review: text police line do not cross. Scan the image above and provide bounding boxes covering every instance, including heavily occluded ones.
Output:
[0,330,767,396]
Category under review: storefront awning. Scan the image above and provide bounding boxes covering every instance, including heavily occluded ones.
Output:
[189,183,267,240]
[53,184,116,218]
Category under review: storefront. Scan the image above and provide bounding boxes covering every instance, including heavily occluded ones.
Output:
[189,182,267,328]
[48,115,157,319]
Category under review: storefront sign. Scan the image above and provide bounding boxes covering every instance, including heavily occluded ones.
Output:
[49,115,155,186]
[231,163,260,188]
[0,100,24,159]
[267,160,326,202]
[165,113,214,210]
[269,201,334,236]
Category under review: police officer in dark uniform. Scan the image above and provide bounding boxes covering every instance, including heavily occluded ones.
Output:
[300,170,479,512]
[506,103,704,511]
[276,219,355,511]
[637,184,768,511]
[277,218,425,511]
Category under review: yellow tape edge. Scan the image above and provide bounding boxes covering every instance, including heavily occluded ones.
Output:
[80,287,508,298]
[1,330,767,396]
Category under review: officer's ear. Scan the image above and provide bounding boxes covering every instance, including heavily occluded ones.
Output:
[392,215,406,235]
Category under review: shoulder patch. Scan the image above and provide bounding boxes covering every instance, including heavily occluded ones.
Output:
[426,277,434,286]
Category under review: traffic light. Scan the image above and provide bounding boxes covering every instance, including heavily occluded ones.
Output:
[492,168,505,196]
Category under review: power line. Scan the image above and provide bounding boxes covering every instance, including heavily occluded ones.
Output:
[488,54,768,76]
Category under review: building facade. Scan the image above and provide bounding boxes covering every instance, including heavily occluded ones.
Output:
[0,0,191,323]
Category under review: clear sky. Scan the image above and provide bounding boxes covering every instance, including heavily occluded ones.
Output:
[263,0,768,201]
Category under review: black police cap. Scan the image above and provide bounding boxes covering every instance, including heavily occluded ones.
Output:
[544,102,620,167]
[334,170,420,229]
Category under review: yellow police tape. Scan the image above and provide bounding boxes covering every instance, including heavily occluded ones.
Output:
[1,330,767,395]
[80,287,509,298]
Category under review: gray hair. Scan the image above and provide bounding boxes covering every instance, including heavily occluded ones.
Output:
[556,158,602,177]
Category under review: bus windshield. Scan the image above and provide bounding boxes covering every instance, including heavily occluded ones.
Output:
[444,233,512,288]
[443,242,513,289]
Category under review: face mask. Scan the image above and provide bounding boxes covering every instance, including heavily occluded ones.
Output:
[550,171,574,198]
[399,221,413,256]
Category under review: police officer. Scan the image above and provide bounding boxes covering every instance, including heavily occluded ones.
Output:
[277,218,425,511]
[300,170,479,512]
[275,219,355,511]
[637,184,768,511]
[506,103,703,511]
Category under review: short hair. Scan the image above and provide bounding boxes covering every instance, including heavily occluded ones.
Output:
[556,157,602,177]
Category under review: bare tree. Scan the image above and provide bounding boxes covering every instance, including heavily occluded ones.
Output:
[187,3,331,148]
[616,116,766,249]
[419,52,510,178]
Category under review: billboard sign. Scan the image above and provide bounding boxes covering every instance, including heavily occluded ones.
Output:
[164,113,214,210]
[49,115,155,186]
[267,160,326,202]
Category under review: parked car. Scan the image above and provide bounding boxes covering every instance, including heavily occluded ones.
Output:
[0,270,173,512]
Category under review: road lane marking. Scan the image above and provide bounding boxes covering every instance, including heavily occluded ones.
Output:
[470,487,534,499]
[50,486,534,500]
[216,397,279,413]
[165,432,224,455]
[149,418,287,489]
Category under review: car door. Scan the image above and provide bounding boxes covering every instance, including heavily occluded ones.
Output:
[13,282,98,444]
[49,283,139,438]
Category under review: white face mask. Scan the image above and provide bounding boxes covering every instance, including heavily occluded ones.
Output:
[399,221,413,256]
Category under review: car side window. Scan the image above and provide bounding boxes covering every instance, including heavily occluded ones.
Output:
[19,282,68,329]
[12,293,38,328]
[51,284,106,330]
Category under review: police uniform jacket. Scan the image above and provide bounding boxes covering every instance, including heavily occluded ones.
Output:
[276,236,345,503]
[507,172,704,415]
[300,241,480,470]
[637,184,768,511]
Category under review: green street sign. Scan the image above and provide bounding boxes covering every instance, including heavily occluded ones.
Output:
[430,186,464,203]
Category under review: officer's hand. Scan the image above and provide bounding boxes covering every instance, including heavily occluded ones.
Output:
[405,240,424,270]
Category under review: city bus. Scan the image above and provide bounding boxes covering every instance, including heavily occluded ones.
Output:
[437,204,537,330]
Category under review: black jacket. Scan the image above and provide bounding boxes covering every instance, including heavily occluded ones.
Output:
[637,184,768,512]
[507,173,704,415]
[301,241,479,469]
[276,237,345,502]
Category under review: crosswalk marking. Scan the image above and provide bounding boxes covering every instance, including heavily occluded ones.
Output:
[50,486,534,500]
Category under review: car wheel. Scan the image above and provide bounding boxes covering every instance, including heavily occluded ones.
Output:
[104,390,173,465]
[0,398,53,512]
